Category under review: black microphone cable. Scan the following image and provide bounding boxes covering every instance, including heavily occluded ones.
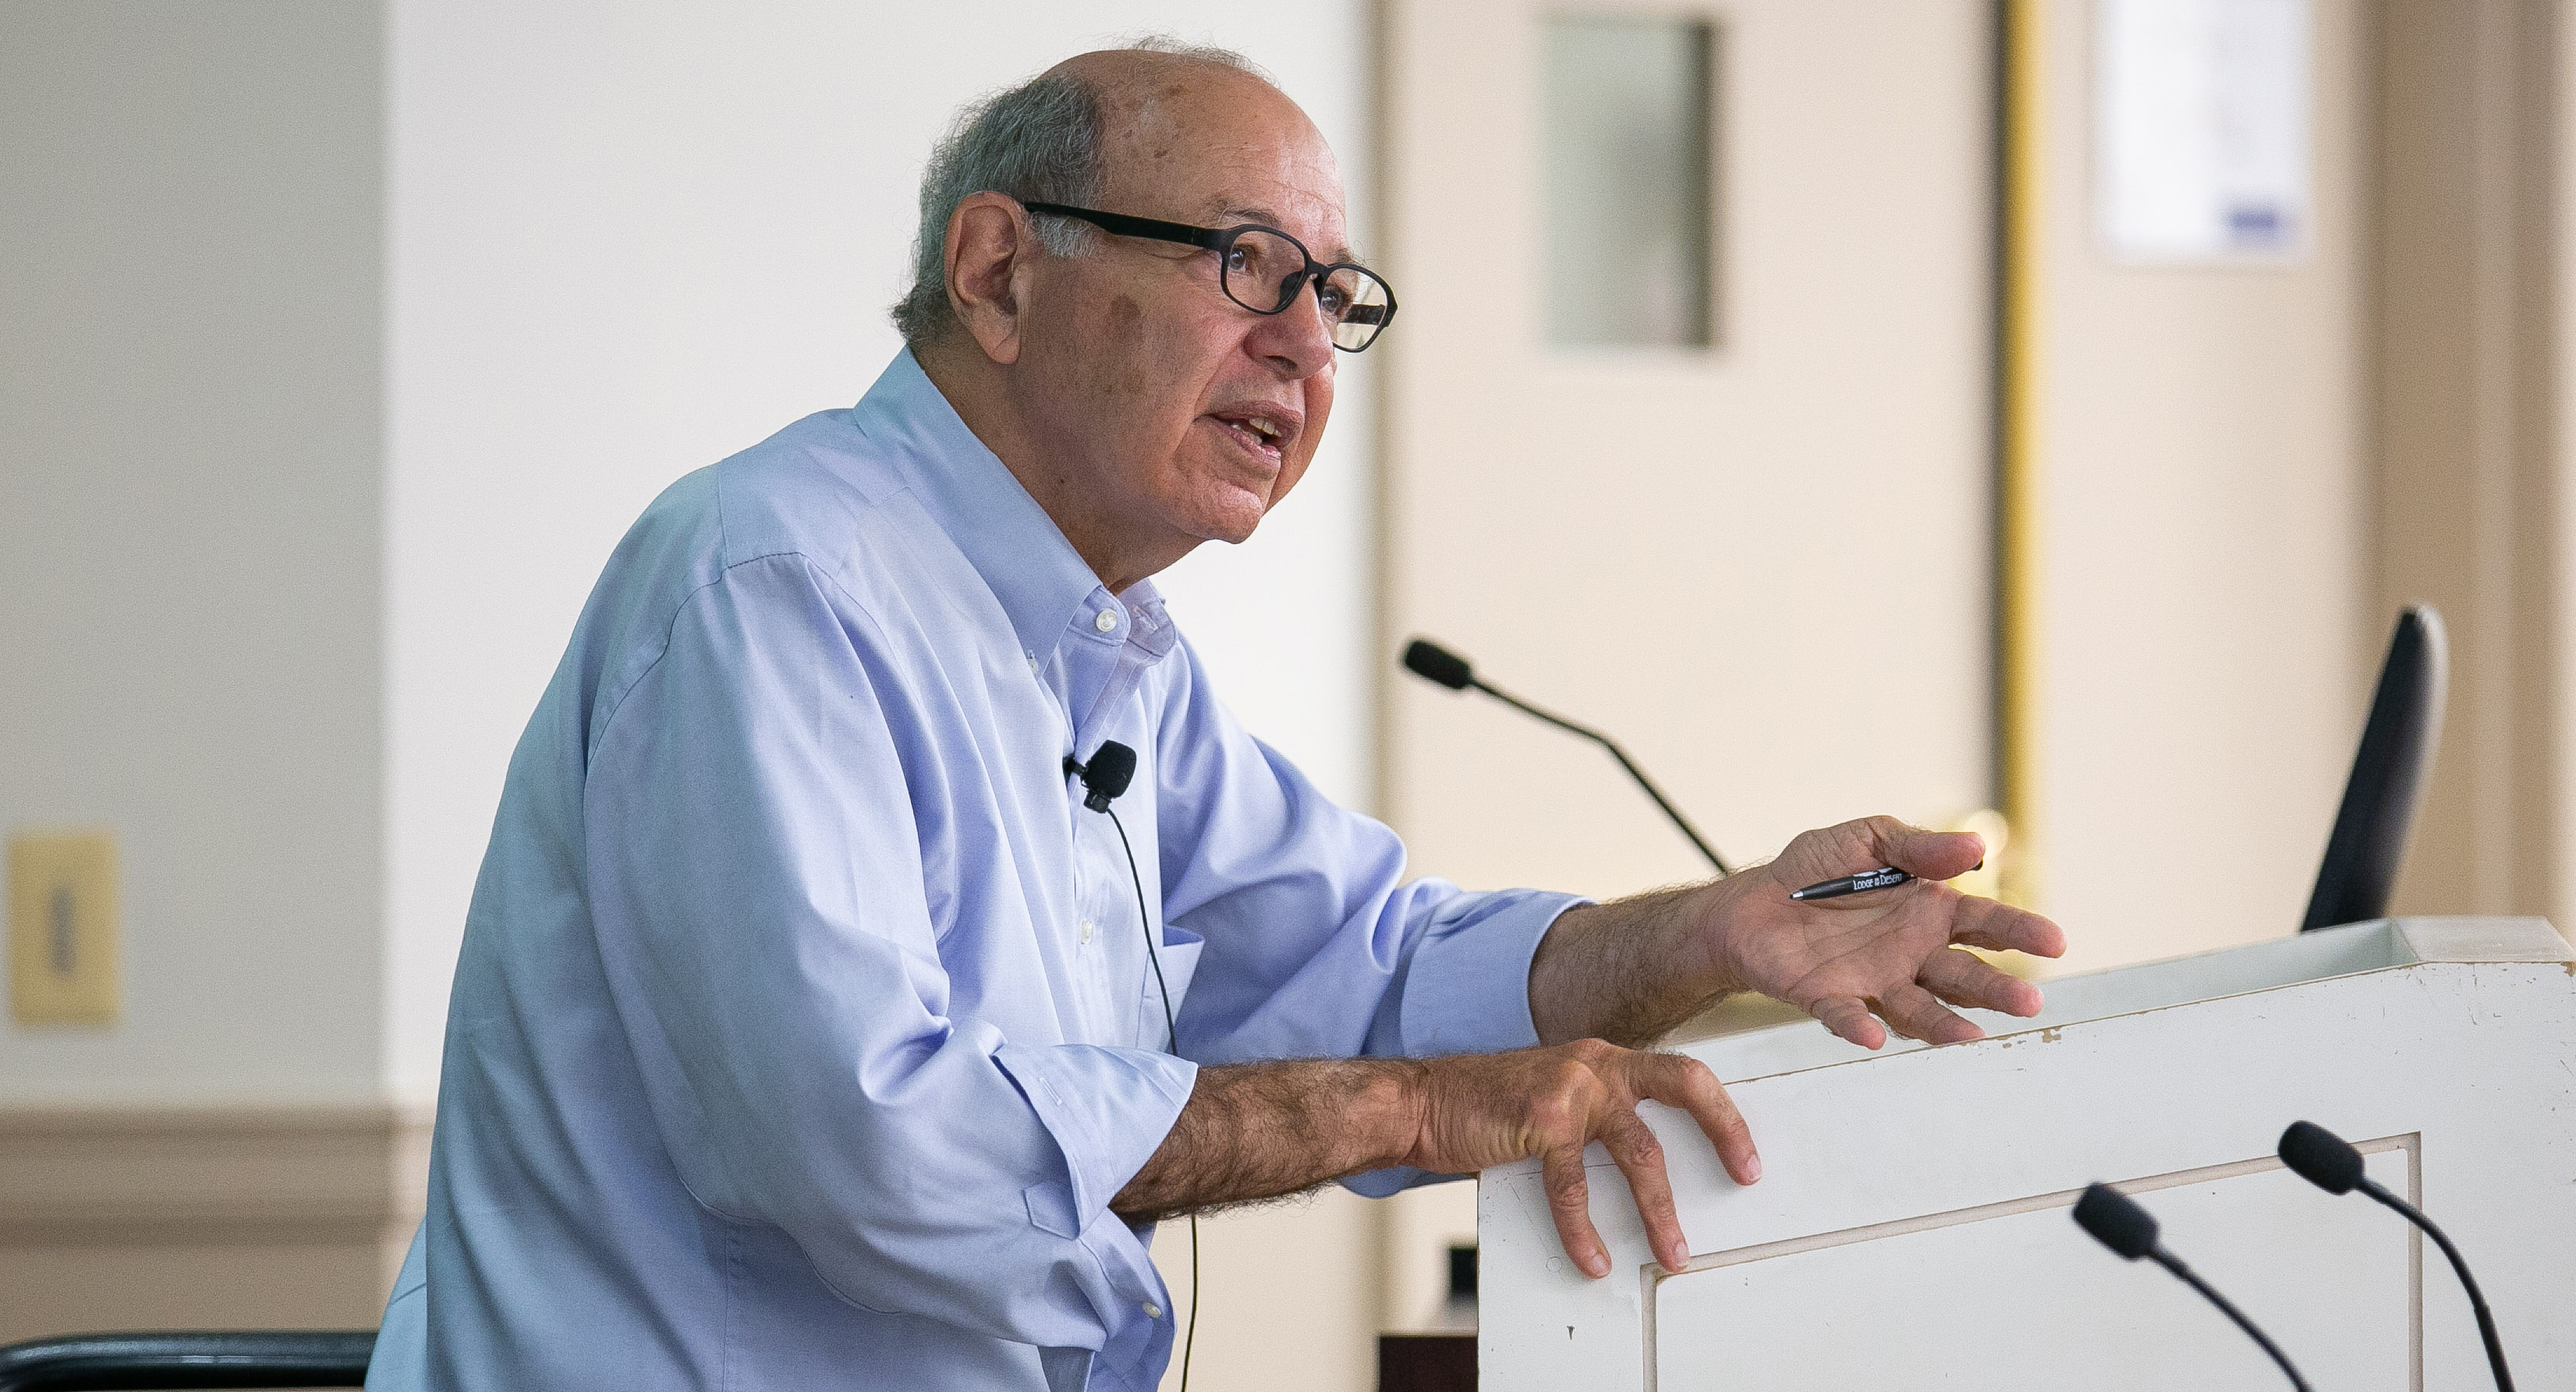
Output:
[2072,1182,2314,1392]
[1067,741,1197,1392]
[1400,636,1729,875]
[2279,1121,2515,1391]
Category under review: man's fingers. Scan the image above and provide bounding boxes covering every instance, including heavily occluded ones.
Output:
[1947,894,2068,959]
[1540,1146,1610,1279]
[1637,1055,1759,1187]
[1874,820,1984,883]
[1777,815,1928,885]
[1917,946,2043,1018]
[1599,1112,1689,1273]
[1809,994,1887,1050]
[1874,981,1982,1044]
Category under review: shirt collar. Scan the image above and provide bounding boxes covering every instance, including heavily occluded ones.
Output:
[851,349,1110,663]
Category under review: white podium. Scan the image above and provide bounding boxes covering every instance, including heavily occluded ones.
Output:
[1476,917,2576,1390]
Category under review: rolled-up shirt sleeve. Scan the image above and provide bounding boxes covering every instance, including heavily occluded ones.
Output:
[1150,636,1587,1072]
[583,552,1188,1380]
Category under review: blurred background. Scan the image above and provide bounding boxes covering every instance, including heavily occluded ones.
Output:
[4,1,2570,1388]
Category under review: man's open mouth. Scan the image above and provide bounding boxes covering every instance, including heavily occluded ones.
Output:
[1208,409,1296,461]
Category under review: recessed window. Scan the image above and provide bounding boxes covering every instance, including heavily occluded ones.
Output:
[1542,15,1717,348]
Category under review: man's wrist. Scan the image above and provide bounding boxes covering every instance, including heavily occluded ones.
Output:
[1688,872,1760,999]
[1372,1058,1433,1172]
[1529,879,1754,1046]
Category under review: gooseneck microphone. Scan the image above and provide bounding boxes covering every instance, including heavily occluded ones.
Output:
[2072,1183,2314,1391]
[2279,1121,2515,1391]
[1063,739,1196,1392]
[1398,637,1730,875]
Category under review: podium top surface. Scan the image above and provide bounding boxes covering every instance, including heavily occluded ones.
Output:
[1678,916,2570,1084]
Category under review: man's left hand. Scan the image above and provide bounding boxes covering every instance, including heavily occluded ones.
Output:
[1705,816,2065,1049]
[1529,816,2067,1050]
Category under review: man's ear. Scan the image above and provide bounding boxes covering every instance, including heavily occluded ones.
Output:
[946,193,1037,366]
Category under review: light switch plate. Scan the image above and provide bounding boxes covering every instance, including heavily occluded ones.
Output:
[9,831,120,1025]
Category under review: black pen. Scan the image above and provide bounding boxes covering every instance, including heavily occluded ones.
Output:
[1788,866,1914,901]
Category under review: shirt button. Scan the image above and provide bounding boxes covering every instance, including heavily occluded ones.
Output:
[1093,608,1118,633]
[1143,1302,1163,1319]
[1079,919,1093,944]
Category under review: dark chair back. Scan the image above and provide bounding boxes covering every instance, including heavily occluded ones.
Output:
[0,1330,374,1391]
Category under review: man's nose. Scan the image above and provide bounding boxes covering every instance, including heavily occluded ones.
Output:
[1248,280,1337,377]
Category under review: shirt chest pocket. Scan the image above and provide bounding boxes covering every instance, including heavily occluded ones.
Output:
[1132,923,1203,1052]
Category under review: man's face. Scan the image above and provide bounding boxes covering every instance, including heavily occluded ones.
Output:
[1010,62,1348,555]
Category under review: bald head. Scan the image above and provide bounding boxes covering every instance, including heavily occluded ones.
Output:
[1046,43,1277,99]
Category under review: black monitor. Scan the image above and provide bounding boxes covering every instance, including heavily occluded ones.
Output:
[2299,604,2449,931]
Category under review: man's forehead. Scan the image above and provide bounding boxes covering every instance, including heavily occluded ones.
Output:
[1122,151,1355,263]
[1068,54,1353,259]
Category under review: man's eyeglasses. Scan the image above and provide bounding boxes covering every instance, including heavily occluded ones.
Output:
[1022,202,1397,352]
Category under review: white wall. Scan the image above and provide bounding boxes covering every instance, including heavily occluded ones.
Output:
[1,2,386,1103]
[384,0,1379,1102]
[0,0,1380,1105]
[0,0,1379,1139]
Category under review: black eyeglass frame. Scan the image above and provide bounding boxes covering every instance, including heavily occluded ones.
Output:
[1021,201,1397,352]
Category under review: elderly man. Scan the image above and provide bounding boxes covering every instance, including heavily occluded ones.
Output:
[365,40,2062,1392]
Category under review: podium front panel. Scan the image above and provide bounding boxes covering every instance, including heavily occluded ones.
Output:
[1648,1149,2411,1389]
[1477,918,2576,1390]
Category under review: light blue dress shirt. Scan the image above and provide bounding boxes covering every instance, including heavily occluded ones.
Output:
[365,350,1579,1392]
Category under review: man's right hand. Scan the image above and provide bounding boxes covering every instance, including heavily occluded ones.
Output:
[1401,1041,1756,1280]
[1111,1043,1756,1281]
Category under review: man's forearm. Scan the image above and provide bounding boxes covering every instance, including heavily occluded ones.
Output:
[1111,1057,1426,1220]
[1529,884,1743,1047]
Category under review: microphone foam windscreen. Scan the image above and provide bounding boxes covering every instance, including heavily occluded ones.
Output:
[2277,1121,2365,1195]
[2072,1182,2160,1259]
[1084,740,1139,801]
[1402,639,1474,690]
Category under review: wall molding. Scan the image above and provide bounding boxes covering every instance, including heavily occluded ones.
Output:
[0,1103,431,1246]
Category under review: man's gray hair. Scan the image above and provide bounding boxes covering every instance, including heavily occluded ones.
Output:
[891,39,1270,346]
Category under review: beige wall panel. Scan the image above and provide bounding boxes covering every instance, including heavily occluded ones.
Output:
[1377,1174,1476,1336]
[1384,0,1994,902]
[2376,0,2562,926]
[2558,0,2576,937]
[2032,0,2371,973]
[0,1105,425,1339]
[1151,1189,1380,1391]
[0,1241,388,1344]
